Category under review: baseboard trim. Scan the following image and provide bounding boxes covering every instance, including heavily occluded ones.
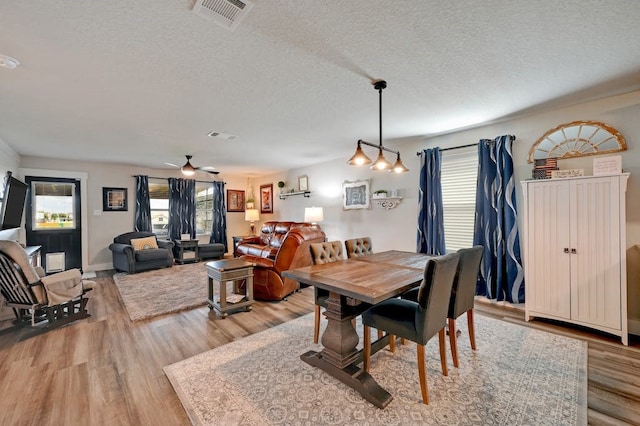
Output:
[85,262,113,272]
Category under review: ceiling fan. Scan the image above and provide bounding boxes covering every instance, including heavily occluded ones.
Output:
[165,155,219,176]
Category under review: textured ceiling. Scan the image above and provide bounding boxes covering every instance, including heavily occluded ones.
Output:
[1,0,640,176]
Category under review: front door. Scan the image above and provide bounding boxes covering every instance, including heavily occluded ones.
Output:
[25,177,82,272]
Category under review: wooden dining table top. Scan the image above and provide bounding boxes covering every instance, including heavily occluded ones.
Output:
[283,250,430,305]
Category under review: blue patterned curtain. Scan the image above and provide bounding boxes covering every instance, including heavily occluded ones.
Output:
[210,181,228,252]
[416,148,446,255]
[134,175,152,232]
[473,135,524,302]
[168,178,196,241]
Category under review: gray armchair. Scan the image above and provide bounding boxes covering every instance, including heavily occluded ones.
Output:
[109,232,174,273]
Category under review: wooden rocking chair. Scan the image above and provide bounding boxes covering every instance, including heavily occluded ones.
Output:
[0,240,94,339]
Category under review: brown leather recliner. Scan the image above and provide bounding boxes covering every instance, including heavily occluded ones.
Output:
[236,221,313,259]
[239,226,326,301]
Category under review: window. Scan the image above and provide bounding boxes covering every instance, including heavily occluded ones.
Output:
[195,182,214,236]
[31,181,76,230]
[441,146,477,252]
[149,179,169,237]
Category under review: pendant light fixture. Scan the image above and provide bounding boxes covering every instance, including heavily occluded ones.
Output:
[347,80,409,173]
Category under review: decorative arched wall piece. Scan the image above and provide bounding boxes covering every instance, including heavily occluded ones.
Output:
[528,120,626,163]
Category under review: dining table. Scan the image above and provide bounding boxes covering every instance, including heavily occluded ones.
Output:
[282,250,431,408]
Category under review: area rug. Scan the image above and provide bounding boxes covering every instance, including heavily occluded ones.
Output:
[113,262,230,321]
[164,313,587,425]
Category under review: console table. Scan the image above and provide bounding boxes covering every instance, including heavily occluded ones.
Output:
[206,259,254,318]
[175,239,199,264]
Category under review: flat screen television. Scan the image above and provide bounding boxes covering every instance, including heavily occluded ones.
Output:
[0,173,29,230]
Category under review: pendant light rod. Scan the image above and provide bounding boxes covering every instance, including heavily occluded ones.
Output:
[357,139,399,155]
[375,80,386,148]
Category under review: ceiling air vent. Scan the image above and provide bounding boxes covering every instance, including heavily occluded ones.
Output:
[189,0,254,31]
[208,131,238,140]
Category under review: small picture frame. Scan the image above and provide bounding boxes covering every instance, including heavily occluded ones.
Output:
[103,187,128,211]
[260,183,273,214]
[342,180,370,210]
[226,189,245,212]
[298,175,309,192]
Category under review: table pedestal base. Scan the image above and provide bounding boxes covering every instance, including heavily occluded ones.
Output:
[300,350,392,409]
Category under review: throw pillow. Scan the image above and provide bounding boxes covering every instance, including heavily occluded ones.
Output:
[130,236,159,251]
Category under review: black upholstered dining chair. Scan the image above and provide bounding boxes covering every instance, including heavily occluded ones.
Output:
[362,252,459,405]
[344,237,373,258]
[309,241,344,344]
[402,246,483,368]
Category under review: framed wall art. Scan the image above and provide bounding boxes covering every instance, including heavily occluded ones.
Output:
[342,180,370,210]
[227,189,245,212]
[103,187,128,211]
[260,183,273,214]
[298,175,308,192]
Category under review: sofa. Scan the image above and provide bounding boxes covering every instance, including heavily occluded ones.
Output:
[236,221,315,259]
[109,232,174,273]
[239,225,326,301]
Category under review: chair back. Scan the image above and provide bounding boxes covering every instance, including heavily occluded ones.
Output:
[344,237,373,258]
[0,240,46,304]
[449,246,484,319]
[416,252,459,343]
[310,241,343,265]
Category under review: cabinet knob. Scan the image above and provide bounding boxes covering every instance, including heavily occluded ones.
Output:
[564,248,569,253]
[571,248,577,254]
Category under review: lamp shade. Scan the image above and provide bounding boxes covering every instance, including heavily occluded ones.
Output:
[245,209,260,221]
[304,206,324,224]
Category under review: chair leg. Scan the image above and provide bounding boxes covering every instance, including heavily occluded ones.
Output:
[401,337,406,345]
[417,344,429,404]
[448,318,459,368]
[313,305,320,344]
[377,329,383,339]
[467,309,476,350]
[363,325,371,372]
[438,328,448,376]
[389,334,396,353]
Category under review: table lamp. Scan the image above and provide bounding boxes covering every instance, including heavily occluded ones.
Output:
[304,206,324,225]
[245,209,260,235]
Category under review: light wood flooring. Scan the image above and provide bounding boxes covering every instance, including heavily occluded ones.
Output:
[0,270,639,425]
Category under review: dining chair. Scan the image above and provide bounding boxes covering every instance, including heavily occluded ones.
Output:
[362,252,459,404]
[344,237,373,258]
[309,241,344,344]
[402,246,483,368]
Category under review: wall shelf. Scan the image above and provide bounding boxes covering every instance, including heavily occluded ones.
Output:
[278,191,311,199]
[372,197,403,209]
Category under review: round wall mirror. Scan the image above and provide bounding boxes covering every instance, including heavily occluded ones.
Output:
[528,120,626,163]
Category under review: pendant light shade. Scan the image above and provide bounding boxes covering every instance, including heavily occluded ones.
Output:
[347,141,372,165]
[391,153,410,173]
[347,80,409,173]
[370,148,392,170]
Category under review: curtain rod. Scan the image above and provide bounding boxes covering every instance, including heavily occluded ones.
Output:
[416,143,478,156]
[131,175,223,184]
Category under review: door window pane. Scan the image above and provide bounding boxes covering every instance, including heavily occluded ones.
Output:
[149,180,169,237]
[32,182,76,230]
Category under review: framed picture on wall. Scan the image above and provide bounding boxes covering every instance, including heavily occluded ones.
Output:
[103,187,128,211]
[342,180,370,210]
[227,189,245,212]
[298,175,308,192]
[260,183,273,214]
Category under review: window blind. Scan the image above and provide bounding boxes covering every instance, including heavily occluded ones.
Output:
[441,146,478,252]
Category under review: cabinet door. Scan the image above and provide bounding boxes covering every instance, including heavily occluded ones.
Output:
[570,177,621,329]
[525,180,571,318]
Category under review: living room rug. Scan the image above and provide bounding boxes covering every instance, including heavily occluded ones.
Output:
[113,262,228,321]
[164,313,587,426]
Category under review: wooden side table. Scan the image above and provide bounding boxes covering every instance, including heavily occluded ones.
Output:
[206,259,254,318]
[175,239,199,264]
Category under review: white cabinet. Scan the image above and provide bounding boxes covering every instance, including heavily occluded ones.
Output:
[521,174,629,345]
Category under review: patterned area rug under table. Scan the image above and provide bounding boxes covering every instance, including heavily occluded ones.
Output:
[164,313,587,425]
